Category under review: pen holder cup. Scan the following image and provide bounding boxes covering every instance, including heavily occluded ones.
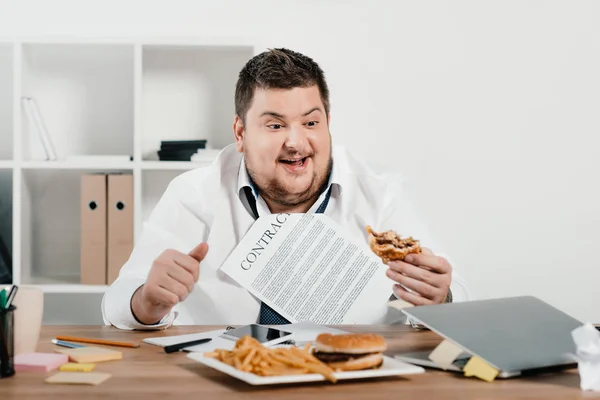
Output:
[0,305,16,378]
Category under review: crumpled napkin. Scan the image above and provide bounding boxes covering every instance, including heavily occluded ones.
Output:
[571,323,600,391]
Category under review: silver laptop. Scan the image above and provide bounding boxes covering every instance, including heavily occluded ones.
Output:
[396,296,582,378]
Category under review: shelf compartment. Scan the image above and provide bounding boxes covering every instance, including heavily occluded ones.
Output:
[141,45,254,161]
[20,168,132,286]
[21,43,134,161]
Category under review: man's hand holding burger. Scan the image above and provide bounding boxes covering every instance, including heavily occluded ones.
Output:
[367,226,452,306]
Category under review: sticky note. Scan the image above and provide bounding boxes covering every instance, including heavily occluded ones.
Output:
[45,372,111,385]
[428,340,464,370]
[55,346,122,363]
[387,299,414,311]
[463,356,500,382]
[59,363,96,372]
[14,353,69,372]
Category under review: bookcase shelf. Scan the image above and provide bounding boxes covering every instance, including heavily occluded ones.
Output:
[0,39,257,298]
[24,277,108,294]
[140,160,209,170]
[21,160,135,170]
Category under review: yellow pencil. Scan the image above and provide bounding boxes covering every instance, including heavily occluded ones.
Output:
[55,335,140,348]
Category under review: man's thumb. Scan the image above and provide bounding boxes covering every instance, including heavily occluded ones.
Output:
[188,242,209,262]
[421,247,434,256]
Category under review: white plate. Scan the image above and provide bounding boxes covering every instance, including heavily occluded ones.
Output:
[187,352,425,385]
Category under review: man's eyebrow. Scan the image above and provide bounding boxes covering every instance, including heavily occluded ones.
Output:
[302,107,322,116]
[260,111,286,119]
[259,107,322,119]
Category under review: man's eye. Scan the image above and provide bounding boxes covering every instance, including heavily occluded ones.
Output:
[268,124,283,130]
[306,121,318,127]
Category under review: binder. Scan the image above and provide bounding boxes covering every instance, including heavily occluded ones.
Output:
[80,174,107,285]
[107,174,134,285]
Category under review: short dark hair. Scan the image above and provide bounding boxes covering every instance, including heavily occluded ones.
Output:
[235,48,330,123]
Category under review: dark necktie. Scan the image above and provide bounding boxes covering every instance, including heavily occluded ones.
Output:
[243,185,333,325]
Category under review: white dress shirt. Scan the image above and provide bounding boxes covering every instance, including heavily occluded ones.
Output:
[101,144,471,330]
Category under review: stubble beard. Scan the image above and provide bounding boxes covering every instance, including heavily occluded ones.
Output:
[246,154,333,209]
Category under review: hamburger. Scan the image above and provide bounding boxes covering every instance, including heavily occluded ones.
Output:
[366,225,421,263]
[312,333,387,371]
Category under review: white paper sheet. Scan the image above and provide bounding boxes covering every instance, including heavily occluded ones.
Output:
[143,328,235,352]
[142,322,349,352]
[220,213,393,324]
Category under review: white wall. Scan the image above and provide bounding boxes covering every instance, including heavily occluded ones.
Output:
[1,0,599,323]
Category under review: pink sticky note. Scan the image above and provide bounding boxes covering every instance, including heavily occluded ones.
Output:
[14,353,69,372]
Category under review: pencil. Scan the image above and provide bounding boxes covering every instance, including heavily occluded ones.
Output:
[55,335,140,348]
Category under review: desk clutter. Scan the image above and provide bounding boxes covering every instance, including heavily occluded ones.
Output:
[2,331,135,386]
[2,301,599,390]
[11,341,124,385]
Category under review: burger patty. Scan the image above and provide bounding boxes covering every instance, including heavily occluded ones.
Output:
[312,351,380,363]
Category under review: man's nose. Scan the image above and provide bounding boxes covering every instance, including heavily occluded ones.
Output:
[284,124,308,150]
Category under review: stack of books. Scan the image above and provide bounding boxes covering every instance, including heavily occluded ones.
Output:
[157,140,207,161]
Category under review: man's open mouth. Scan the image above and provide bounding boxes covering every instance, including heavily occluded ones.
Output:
[279,157,308,167]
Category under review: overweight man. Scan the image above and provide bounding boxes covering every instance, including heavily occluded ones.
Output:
[101,48,471,330]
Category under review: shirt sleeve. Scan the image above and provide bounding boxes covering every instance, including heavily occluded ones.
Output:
[378,177,473,303]
[101,174,208,330]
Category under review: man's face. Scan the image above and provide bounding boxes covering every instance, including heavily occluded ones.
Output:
[234,85,332,208]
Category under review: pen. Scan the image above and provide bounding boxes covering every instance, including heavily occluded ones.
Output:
[164,338,212,353]
[55,335,140,348]
[52,339,85,349]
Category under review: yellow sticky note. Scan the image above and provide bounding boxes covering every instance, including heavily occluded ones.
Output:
[463,356,499,382]
[59,363,96,372]
[428,340,464,370]
[55,347,122,363]
[387,299,414,311]
[45,372,111,386]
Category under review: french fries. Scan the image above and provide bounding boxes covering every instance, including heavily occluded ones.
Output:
[204,336,337,383]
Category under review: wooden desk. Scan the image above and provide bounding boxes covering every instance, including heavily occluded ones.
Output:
[0,325,594,399]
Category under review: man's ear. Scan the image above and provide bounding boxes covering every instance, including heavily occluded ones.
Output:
[233,115,244,153]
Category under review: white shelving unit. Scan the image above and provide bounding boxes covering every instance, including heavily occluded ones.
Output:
[0,39,256,295]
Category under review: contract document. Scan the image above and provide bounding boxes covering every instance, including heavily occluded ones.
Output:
[220,213,393,324]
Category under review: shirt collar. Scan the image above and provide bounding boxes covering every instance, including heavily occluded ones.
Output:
[237,150,344,203]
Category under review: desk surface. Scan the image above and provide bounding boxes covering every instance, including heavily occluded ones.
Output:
[0,325,595,399]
